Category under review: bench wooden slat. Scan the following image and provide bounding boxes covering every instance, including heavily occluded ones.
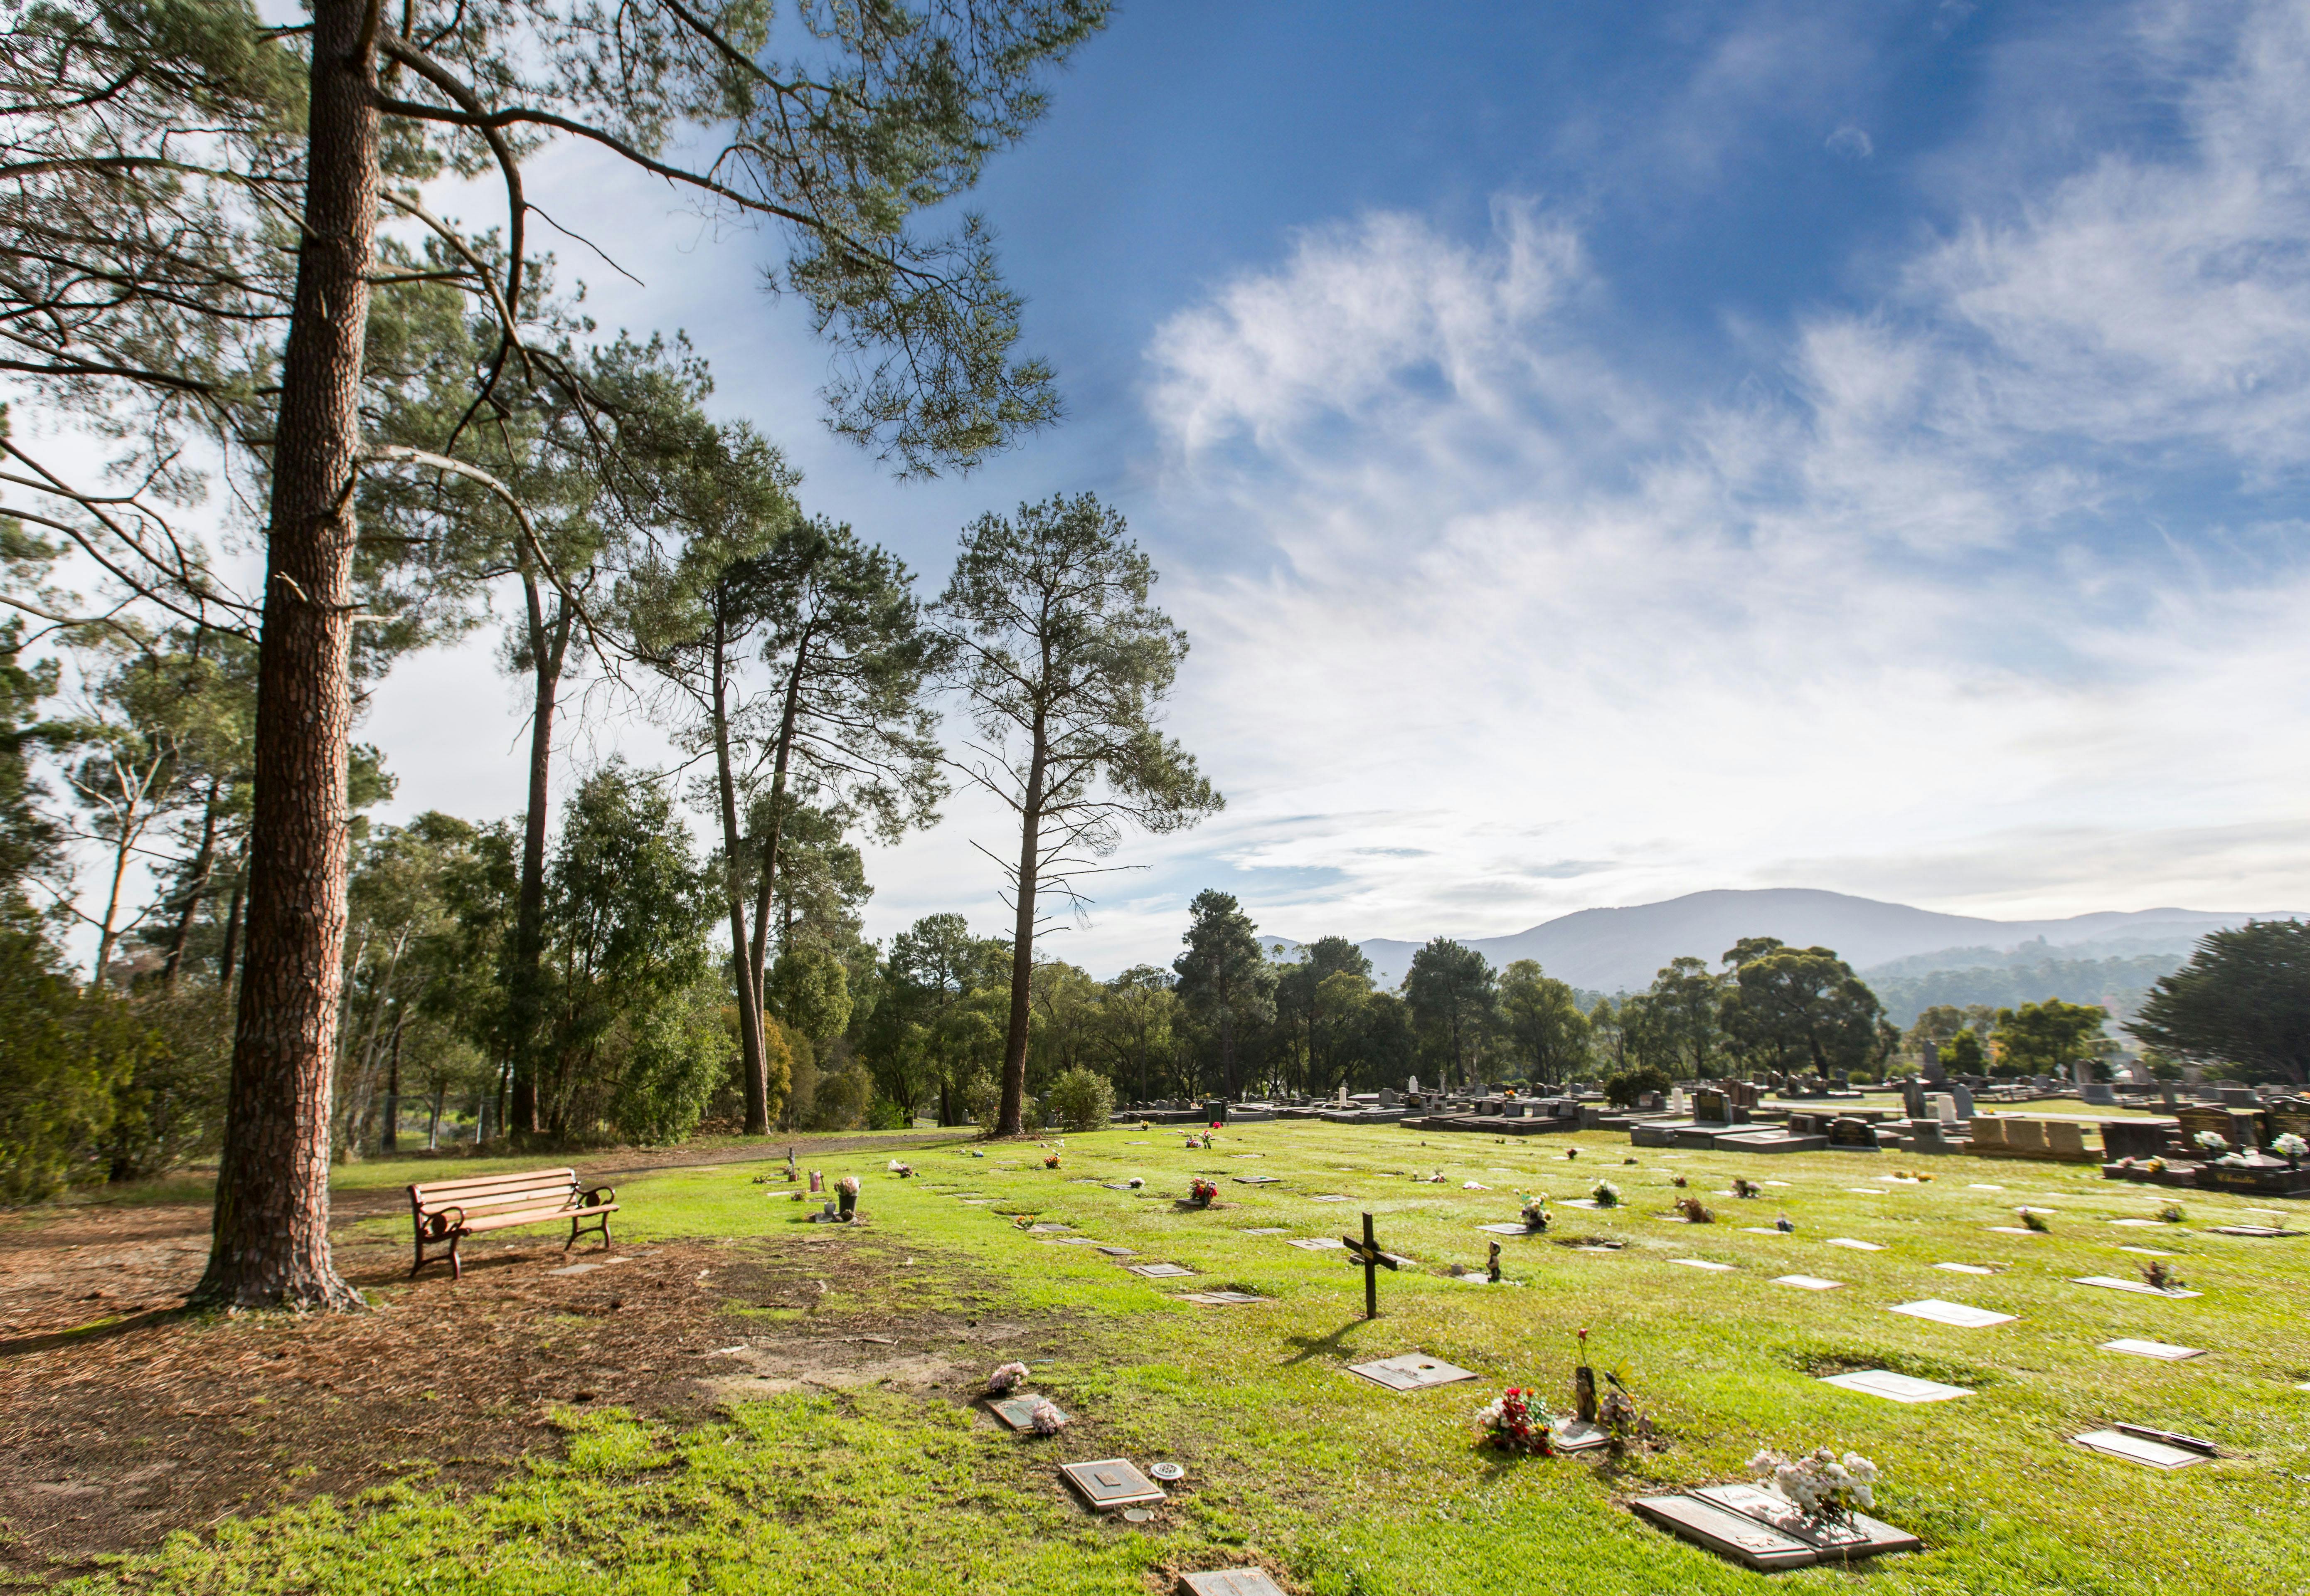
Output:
[406,1166,615,1281]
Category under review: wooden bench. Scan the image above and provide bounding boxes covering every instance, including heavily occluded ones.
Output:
[408,1167,618,1280]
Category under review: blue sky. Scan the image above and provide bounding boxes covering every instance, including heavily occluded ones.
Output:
[362,0,2310,970]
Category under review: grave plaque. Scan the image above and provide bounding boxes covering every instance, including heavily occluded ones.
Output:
[1670,1258,1735,1271]
[1285,1236,1345,1249]
[1177,1571,1288,1596]
[989,1394,1068,1431]
[1233,1175,1281,1185]
[1693,1485,1868,1553]
[1825,1237,1886,1251]
[2071,1430,2205,1470]
[2101,1338,2203,1360]
[1773,1274,1844,1291]
[1096,1246,1137,1256]
[1934,1262,1995,1275]
[1820,1369,1971,1403]
[1027,1222,1071,1233]
[1629,1495,1819,1572]
[1178,1290,1261,1305]
[1308,1194,1351,1202]
[1549,1417,1610,1451]
[1128,1262,1196,1278]
[2071,1274,2201,1298]
[1476,1222,1530,1235]
[1061,1458,1167,1508]
[1345,1352,1478,1392]
[1887,1299,2016,1328]
[1239,1227,1288,1235]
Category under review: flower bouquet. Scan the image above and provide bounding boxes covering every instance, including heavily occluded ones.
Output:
[887,1160,914,1178]
[1520,1194,1551,1232]
[1671,1174,1689,1189]
[1474,1387,1554,1456]
[1674,1195,1715,1224]
[1042,1141,1064,1169]
[1024,1397,1067,1434]
[1731,1177,1761,1199]
[1565,1147,1580,1161]
[2145,1155,2167,1174]
[2140,1259,2187,1293]
[2276,1132,2308,1167]
[988,1361,1030,1396]
[1590,1180,1621,1209]
[1749,1447,1880,1525]
[2157,1202,2186,1224]
[836,1174,861,1219]
[1187,1177,1219,1208]
[2194,1130,2230,1155]
[2018,1207,2050,1232]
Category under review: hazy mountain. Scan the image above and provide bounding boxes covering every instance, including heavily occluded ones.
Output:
[1263,888,2289,994]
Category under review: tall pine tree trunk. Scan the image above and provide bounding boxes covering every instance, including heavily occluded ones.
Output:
[192,0,375,1310]
[161,777,222,988]
[507,578,568,1138]
[996,729,1046,1137]
[709,632,771,1133]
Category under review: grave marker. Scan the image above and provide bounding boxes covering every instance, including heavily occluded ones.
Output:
[1887,1299,2016,1328]
[2101,1338,2203,1360]
[1342,1211,1399,1318]
[1773,1275,1844,1291]
[1820,1369,1971,1403]
[1177,1572,1287,1596]
[1670,1258,1735,1271]
[1286,1236,1345,1249]
[1627,1495,1818,1572]
[1934,1263,1995,1275]
[1128,1262,1196,1278]
[2071,1274,2202,1298]
[1825,1238,1886,1251]
[1345,1351,1478,1392]
[2071,1431,2205,1470]
[1061,1458,1167,1508]
[989,1394,1068,1431]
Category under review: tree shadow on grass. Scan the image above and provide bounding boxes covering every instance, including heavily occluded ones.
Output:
[1277,1315,1378,1367]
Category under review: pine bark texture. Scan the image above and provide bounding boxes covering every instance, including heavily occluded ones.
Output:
[192,0,375,1311]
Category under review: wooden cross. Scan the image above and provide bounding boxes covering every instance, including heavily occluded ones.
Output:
[1341,1210,1398,1320]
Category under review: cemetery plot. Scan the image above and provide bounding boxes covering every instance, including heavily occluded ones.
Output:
[1127,1262,1197,1278]
[1773,1275,1844,1291]
[1820,1369,1972,1403]
[1308,1194,1352,1202]
[1476,1222,1532,1235]
[1345,1352,1478,1392]
[1238,1227,1288,1235]
[2071,1275,2202,1298]
[2071,1431,2206,1470]
[1628,1493,1816,1571]
[1178,1290,1263,1305]
[2207,1224,2302,1237]
[1886,1300,2015,1328]
[1690,1483,1920,1560]
[1233,1175,1281,1185]
[1824,1238,1886,1251]
[1284,1236,1345,1249]
[1060,1458,1168,1509]
[1669,1258,1735,1271]
[1095,1246,1137,1256]
[2100,1339,2203,1360]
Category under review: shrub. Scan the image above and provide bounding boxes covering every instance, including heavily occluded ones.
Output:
[958,1071,1000,1128]
[804,1061,874,1131]
[865,1097,907,1131]
[1602,1065,1670,1108]
[1044,1066,1116,1132]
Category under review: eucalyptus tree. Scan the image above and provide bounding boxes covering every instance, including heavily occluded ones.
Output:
[5,0,1105,1307]
[1404,937,1495,1087]
[937,494,1219,1135]
[1497,959,1589,1084]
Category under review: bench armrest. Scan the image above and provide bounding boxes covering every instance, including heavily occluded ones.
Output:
[422,1204,466,1238]
[580,1186,615,1209]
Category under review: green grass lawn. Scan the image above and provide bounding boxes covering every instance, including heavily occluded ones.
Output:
[61,1123,2310,1594]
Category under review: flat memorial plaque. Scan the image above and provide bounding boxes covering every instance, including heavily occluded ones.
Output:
[1285,1236,1345,1249]
[1308,1194,1351,1202]
[1177,1570,1288,1596]
[1128,1262,1196,1278]
[1629,1494,1818,1572]
[1239,1227,1288,1235]
[2210,1225,2302,1237]
[1692,1483,1920,1557]
[1045,1236,1101,1246]
[1476,1222,1532,1235]
[1233,1175,1281,1185]
[1968,1183,2004,1190]
[1888,1298,2016,1328]
[1670,1258,1735,1271]
[1562,1199,1605,1209]
[1825,1238,1886,1251]
[2072,1429,2205,1470]
[2118,1246,2178,1257]
[1821,1369,1972,1403]
[1096,1246,1136,1256]
[2108,1218,2167,1228]
[988,1394,1067,1431]
[1178,1290,1262,1305]
[1985,1227,2039,1236]
[2102,1338,2203,1360]
[1935,1262,1996,1275]
[1773,1274,1844,1291]
[1027,1222,1071,1232]
[1766,1180,1793,1187]
[1847,1189,1889,1196]
[2072,1275,2202,1298]
[1061,1457,1167,1508]
[1346,1352,1479,1392]
[1740,1226,1788,1236]
[1549,1417,1610,1452]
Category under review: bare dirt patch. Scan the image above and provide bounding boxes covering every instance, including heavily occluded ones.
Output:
[0,1197,1050,1585]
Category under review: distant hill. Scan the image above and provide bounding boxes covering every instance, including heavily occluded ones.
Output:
[1263,888,2289,994]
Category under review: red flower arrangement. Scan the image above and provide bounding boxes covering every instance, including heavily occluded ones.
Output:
[1475,1387,1554,1456]
[1187,1177,1219,1207]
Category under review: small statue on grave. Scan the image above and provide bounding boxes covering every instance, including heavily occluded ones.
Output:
[1774,1214,1795,1232]
[1487,1241,1502,1283]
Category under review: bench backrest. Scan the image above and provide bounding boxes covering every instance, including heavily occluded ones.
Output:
[411,1167,583,1219]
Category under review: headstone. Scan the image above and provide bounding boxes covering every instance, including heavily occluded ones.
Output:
[1926,1093,1958,1123]
[2160,1082,2180,1107]
[1887,1298,2016,1328]
[2081,1082,2120,1107]
[1407,1075,1419,1094]
[2071,1431,2205,1470]
[1060,1458,1167,1508]
[2218,1086,2257,1108]
[1345,1352,1477,1392]
[1923,1050,1948,1085]
[2101,1339,2202,1360]
[1901,1080,1927,1119]
[1828,1117,1879,1150]
[1177,1572,1288,1596]
[1379,1087,1400,1106]
[1820,1369,1971,1402]
[1951,1082,1976,1119]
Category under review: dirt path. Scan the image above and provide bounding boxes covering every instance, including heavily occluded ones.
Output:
[0,1132,1054,1586]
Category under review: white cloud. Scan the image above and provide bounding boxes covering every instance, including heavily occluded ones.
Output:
[1826,125,1874,159]
[1123,2,2310,957]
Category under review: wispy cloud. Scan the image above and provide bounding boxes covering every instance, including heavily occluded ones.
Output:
[1115,0,2310,957]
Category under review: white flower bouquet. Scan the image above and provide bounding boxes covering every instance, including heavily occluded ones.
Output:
[1750,1447,1880,1522]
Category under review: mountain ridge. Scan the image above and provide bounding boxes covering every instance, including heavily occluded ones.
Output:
[1259,887,2294,993]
